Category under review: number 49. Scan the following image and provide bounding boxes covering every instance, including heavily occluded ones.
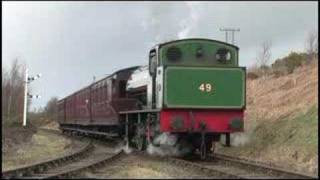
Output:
[199,83,213,92]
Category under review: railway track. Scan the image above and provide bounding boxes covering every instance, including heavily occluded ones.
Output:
[212,153,316,179]
[2,139,92,179]
[5,127,315,179]
[167,153,316,179]
[2,128,124,179]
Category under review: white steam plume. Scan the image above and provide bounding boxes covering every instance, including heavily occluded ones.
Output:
[141,2,202,45]
[114,140,133,154]
[146,132,192,157]
[178,2,201,39]
[221,123,257,147]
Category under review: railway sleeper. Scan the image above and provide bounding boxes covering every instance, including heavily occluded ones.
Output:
[168,157,241,179]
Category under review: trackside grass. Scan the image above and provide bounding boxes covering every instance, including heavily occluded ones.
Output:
[218,105,318,176]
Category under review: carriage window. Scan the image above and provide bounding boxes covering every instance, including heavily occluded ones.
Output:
[119,80,127,98]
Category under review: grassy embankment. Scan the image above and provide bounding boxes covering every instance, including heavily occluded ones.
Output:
[218,59,318,176]
[2,128,77,171]
[2,116,80,171]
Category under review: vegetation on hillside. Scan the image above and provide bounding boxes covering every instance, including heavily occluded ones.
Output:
[248,30,318,79]
[219,45,318,175]
[248,51,317,79]
[2,59,30,127]
[29,97,59,127]
[220,105,318,175]
[2,57,59,128]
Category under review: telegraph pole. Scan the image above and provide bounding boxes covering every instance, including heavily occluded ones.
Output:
[219,28,240,44]
[23,69,28,126]
[23,68,41,127]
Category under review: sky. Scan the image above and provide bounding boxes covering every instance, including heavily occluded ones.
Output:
[2,1,318,110]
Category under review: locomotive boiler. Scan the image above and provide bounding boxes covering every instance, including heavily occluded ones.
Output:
[58,38,246,159]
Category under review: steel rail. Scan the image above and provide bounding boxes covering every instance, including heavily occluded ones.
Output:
[34,127,123,179]
[213,153,317,179]
[38,127,317,178]
[40,150,124,179]
[2,140,93,179]
[131,151,242,179]
[2,128,124,179]
[167,156,243,179]
[132,150,316,179]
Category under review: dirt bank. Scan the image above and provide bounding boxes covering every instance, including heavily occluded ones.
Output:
[217,61,318,176]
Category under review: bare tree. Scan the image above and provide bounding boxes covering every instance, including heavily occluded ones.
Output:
[2,58,29,125]
[45,97,59,121]
[256,40,272,75]
[2,68,9,123]
[257,41,272,67]
[305,30,318,62]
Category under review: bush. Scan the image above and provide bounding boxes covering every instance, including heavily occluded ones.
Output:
[248,51,313,79]
[247,64,273,79]
[44,97,59,122]
[272,52,309,75]
[247,72,259,79]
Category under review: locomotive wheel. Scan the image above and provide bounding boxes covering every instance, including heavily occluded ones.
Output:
[134,123,146,151]
[136,135,146,151]
[211,141,216,154]
[200,141,206,160]
[177,139,194,156]
[200,141,213,160]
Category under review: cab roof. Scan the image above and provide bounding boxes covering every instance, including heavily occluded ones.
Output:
[151,38,239,50]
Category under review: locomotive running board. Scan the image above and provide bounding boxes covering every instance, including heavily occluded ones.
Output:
[119,109,161,114]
